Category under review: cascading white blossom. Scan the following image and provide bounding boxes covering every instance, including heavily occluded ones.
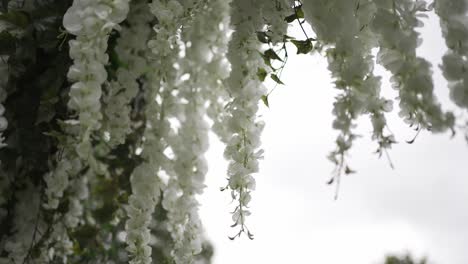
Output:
[435,0,468,109]
[102,2,153,147]
[222,0,268,238]
[63,0,130,163]
[40,148,84,262]
[159,1,228,262]
[125,1,184,263]
[205,4,232,143]
[262,0,292,44]
[40,2,131,260]
[44,6,132,247]
[370,0,454,133]
[3,1,468,263]
[43,152,82,210]
[63,172,89,229]
[302,0,394,185]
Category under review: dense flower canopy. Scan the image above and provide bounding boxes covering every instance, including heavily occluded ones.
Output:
[0,0,467,263]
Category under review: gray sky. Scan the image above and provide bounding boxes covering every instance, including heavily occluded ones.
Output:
[199,13,468,264]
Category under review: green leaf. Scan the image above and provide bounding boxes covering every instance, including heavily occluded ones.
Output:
[271,74,284,85]
[290,39,313,54]
[256,31,270,44]
[344,166,356,175]
[257,68,267,81]
[72,225,99,249]
[284,14,297,23]
[264,48,283,62]
[296,7,304,19]
[261,95,269,108]
[93,203,118,223]
[284,5,304,23]
[259,52,273,70]
[0,31,16,55]
[0,10,29,28]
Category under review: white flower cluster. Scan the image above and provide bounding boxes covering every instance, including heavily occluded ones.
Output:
[125,1,184,263]
[159,2,226,261]
[102,3,153,146]
[64,172,89,228]
[222,0,268,238]
[303,0,393,183]
[126,163,162,264]
[40,120,90,262]
[63,0,130,156]
[0,56,8,149]
[1,182,74,264]
[370,0,454,132]
[43,153,82,209]
[205,4,232,142]
[1,183,43,264]
[39,150,84,263]
[262,0,292,44]
[58,5,131,246]
[2,0,468,263]
[435,0,468,109]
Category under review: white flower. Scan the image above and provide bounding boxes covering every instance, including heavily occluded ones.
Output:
[435,0,468,109]
[64,0,130,161]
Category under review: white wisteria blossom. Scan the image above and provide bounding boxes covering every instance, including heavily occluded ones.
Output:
[435,0,468,110]
[370,0,454,133]
[63,0,130,161]
[160,1,227,262]
[102,2,153,147]
[1,0,468,263]
[125,0,185,263]
[221,0,269,239]
[303,0,394,188]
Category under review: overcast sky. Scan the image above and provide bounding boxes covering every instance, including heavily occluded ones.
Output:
[199,13,468,264]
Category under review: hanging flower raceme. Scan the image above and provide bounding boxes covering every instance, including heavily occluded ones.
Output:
[302,0,394,191]
[205,2,232,143]
[40,131,86,262]
[125,0,185,263]
[102,2,153,147]
[43,150,82,210]
[435,0,468,109]
[159,1,227,262]
[63,0,130,159]
[221,0,268,239]
[261,0,291,44]
[43,5,132,259]
[3,1,468,263]
[370,0,454,133]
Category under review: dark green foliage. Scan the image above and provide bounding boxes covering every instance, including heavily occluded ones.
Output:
[0,1,73,253]
[257,67,267,81]
[284,3,304,23]
[0,1,214,263]
[384,253,428,264]
[290,39,313,54]
[270,74,284,85]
